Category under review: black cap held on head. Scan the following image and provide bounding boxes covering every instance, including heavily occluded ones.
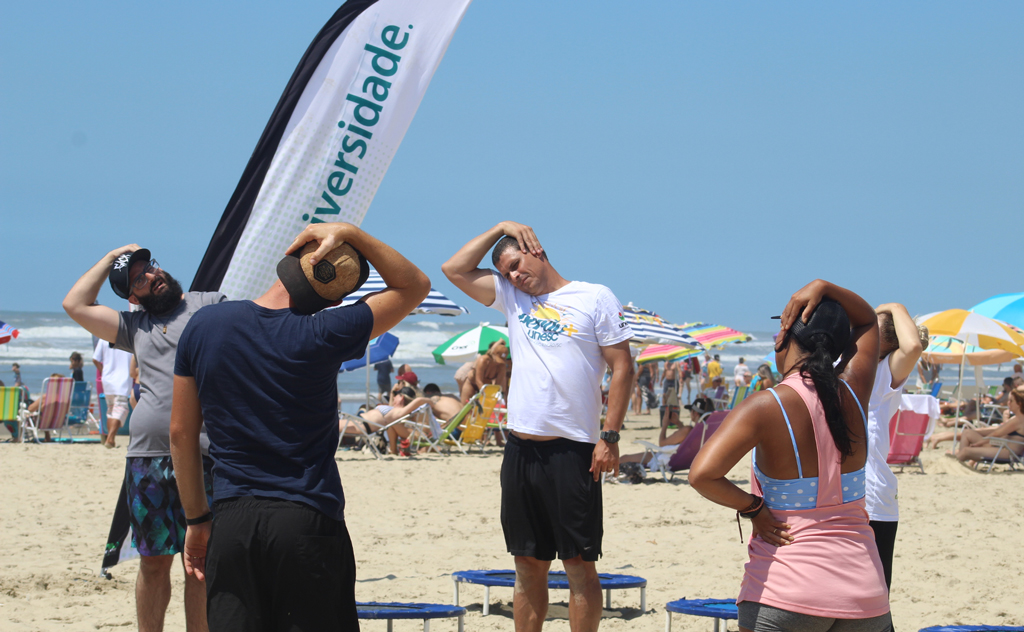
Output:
[684,398,712,415]
[277,242,370,315]
[789,298,851,357]
[109,248,152,299]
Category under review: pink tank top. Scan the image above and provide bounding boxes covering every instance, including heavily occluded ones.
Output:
[737,373,890,619]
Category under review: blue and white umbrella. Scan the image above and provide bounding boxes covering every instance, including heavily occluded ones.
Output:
[623,303,703,349]
[340,269,469,317]
[339,332,400,373]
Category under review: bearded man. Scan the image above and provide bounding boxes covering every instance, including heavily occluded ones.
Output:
[64,245,224,632]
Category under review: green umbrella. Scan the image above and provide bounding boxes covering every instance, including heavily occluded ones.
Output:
[433,324,509,365]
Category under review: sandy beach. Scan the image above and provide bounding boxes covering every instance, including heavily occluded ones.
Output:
[1,411,1021,632]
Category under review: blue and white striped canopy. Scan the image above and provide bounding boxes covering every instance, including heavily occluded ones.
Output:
[340,270,469,317]
[622,304,703,349]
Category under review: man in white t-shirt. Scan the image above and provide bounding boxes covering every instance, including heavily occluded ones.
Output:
[444,221,635,632]
[866,302,926,591]
[94,339,135,448]
[733,358,749,387]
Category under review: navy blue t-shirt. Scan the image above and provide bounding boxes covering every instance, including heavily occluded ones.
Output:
[174,300,373,521]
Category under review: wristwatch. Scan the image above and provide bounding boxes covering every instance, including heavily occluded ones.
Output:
[600,430,620,444]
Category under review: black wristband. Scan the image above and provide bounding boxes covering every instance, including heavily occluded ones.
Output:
[185,511,213,526]
[738,496,765,519]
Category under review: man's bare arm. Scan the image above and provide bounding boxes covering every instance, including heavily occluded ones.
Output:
[170,376,209,520]
[287,223,430,339]
[62,245,141,343]
[876,303,925,389]
[441,221,543,306]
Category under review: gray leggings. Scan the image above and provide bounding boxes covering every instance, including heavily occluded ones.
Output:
[738,602,893,632]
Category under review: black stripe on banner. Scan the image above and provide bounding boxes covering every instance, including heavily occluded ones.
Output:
[191,0,380,292]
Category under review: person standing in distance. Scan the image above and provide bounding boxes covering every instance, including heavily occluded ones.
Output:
[868,303,926,591]
[63,246,223,632]
[170,223,430,631]
[443,221,635,632]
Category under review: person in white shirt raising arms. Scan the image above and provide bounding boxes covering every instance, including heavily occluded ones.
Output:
[443,221,634,632]
[867,303,926,591]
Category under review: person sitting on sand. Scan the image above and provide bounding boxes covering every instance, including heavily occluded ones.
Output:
[928,390,1024,450]
[620,397,713,469]
[949,389,1024,465]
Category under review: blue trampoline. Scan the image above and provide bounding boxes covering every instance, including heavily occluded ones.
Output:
[357,602,466,632]
[665,598,737,632]
[451,569,647,616]
[919,628,1024,632]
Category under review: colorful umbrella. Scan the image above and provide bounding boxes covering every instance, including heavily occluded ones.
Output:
[341,268,469,317]
[969,292,1024,331]
[0,320,19,345]
[680,323,752,348]
[622,303,703,349]
[921,335,1017,366]
[916,310,1024,357]
[636,344,703,365]
[432,324,509,365]
[339,332,400,373]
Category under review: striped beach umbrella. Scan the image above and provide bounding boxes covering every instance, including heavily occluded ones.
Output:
[636,344,703,365]
[622,304,703,349]
[0,320,19,346]
[433,324,509,365]
[680,323,752,348]
[921,335,1016,366]
[970,292,1024,330]
[340,269,469,317]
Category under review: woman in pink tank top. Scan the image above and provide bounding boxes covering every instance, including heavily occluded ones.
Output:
[691,280,892,632]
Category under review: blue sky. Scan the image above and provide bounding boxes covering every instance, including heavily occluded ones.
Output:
[2,1,1021,330]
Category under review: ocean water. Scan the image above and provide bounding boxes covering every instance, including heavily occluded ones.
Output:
[1,311,1015,414]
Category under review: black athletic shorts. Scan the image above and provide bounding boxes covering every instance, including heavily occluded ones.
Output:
[500,434,602,562]
[205,496,358,632]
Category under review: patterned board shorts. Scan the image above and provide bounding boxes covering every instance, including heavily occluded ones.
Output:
[125,455,214,557]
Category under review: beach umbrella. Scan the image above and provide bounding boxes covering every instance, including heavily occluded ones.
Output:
[340,269,469,317]
[339,333,400,373]
[636,344,702,365]
[432,324,509,365]
[916,309,1024,449]
[680,323,752,348]
[969,292,1024,330]
[622,303,703,349]
[921,335,1017,366]
[0,321,19,345]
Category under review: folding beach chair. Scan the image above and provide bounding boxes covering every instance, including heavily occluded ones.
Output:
[339,406,427,459]
[929,382,943,398]
[633,411,728,482]
[455,385,503,453]
[725,385,748,410]
[20,377,74,443]
[886,409,930,474]
[0,386,25,441]
[710,386,728,410]
[976,436,1024,473]
[66,381,101,436]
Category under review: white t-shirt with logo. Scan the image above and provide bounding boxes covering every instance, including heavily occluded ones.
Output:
[489,271,633,443]
[94,339,134,398]
[865,358,905,522]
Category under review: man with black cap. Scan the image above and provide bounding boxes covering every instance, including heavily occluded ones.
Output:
[169,222,429,631]
[64,245,224,632]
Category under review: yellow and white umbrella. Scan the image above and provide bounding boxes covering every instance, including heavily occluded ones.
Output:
[915,309,1024,448]
[916,310,1024,357]
[921,335,1018,366]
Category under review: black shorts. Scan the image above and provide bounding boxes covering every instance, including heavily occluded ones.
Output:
[500,434,602,562]
[205,496,358,632]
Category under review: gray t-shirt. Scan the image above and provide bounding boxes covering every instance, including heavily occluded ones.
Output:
[115,291,227,457]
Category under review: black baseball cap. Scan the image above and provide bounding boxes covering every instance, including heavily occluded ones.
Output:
[772,298,851,357]
[277,242,369,315]
[684,398,712,414]
[109,248,152,300]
